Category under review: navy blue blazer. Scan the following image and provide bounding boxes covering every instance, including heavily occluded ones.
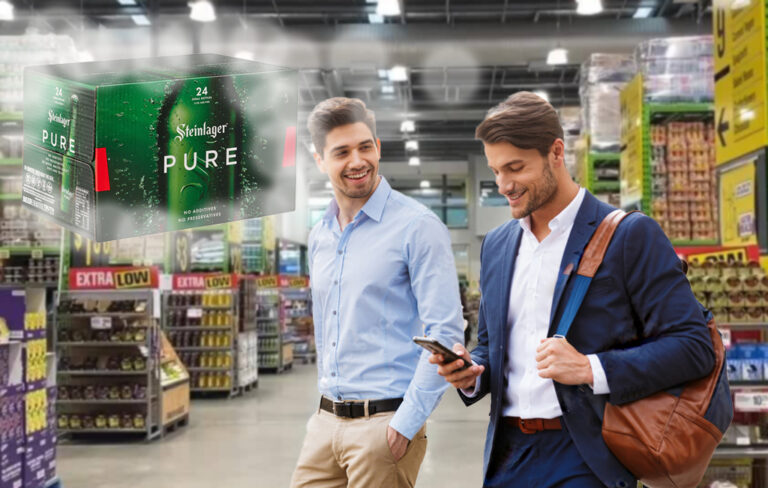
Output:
[461,191,715,488]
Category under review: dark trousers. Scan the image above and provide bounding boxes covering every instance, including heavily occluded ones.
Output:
[484,419,606,488]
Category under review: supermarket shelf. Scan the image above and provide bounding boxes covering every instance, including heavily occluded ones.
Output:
[589,152,621,162]
[258,333,280,337]
[257,317,280,322]
[58,342,145,347]
[174,347,231,351]
[0,158,21,166]
[0,112,22,121]
[714,446,768,459]
[0,194,21,200]
[166,326,233,331]
[671,239,720,247]
[0,246,60,254]
[59,370,149,376]
[59,428,147,434]
[58,312,148,318]
[58,399,147,405]
[187,367,232,372]
[729,382,768,389]
[722,323,768,329]
[191,387,233,392]
[166,306,234,310]
[591,181,620,193]
[647,102,714,114]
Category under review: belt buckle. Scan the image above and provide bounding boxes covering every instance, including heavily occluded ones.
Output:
[519,419,538,434]
[332,401,351,417]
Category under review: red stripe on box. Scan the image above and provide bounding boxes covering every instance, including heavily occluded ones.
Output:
[94,147,111,192]
[283,126,296,168]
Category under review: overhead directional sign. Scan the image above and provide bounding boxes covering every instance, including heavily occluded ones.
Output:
[713,0,768,165]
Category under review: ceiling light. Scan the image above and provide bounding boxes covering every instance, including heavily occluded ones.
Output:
[408,156,421,166]
[381,85,395,94]
[368,13,384,23]
[189,1,216,22]
[405,140,419,151]
[420,180,430,189]
[78,51,94,62]
[325,181,333,190]
[534,91,549,103]
[131,14,151,26]
[377,0,401,17]
[234,51,254,60]
[400,120,415,133]
[576,0,603,15]
[117,0,137,5]
[309,143,316,153]
[633,7,653,18]
[388,65,408,82]
[0,1,14,21]
[546,48,568,65]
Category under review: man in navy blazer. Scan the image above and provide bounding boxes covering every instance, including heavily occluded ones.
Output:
[430,92,715,487]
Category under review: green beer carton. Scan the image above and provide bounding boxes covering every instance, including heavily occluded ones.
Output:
[22,54,298,241]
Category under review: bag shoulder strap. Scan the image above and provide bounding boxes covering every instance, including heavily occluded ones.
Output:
[554,209,638,338]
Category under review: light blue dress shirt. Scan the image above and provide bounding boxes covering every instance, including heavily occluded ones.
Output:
[308,176,464,439]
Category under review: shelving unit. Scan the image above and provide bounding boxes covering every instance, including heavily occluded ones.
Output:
[163,284,239,397]
[281,282,313,366]
[254,279,283,373]
[54,290,162,441]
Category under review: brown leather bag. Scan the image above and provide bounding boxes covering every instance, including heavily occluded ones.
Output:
[563,209,732,488]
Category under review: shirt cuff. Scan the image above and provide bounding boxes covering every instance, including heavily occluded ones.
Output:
[389,400,426,441]
[587,354,610,395]
[460,363,482,398]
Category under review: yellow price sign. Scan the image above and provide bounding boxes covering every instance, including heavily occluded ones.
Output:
[713,0,768,165]
[204,274,233,289]
[620,74,644,208]
[114,268,154,289]
[256,275,279,288]
[719,158,757,246]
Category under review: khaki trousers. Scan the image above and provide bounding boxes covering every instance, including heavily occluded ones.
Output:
[290,408,428,488]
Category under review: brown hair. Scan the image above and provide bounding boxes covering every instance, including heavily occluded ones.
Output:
[475,91,564,157]
[307,97,377,156]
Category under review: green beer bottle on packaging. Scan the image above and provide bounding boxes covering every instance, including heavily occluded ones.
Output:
[156,77,243,230]
[60,94,79,214]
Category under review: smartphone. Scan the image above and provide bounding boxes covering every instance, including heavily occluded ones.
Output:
[413,337,471,371]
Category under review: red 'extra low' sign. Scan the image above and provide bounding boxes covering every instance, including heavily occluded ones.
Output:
[69,267,160,290]
[172,273,239,290]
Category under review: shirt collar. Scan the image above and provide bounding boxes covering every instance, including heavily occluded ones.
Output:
[519,187,585,236]
[322,175,392,228]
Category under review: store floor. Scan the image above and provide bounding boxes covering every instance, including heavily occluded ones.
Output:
[56,363,491,488]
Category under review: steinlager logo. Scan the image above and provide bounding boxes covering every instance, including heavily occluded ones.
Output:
[48,110,71,128]
[174,122,229,142]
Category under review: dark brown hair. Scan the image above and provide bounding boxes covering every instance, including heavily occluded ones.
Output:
[307,97,377,156]
[475,91,564,157]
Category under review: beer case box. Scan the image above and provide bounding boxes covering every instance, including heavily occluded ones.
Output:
[22,54,298,242]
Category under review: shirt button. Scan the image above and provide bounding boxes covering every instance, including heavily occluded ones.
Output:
[333,311,337,315]
[332,342,336,347]
[334,280,338,285]
[337,250,343,255]
[331,372,336,377]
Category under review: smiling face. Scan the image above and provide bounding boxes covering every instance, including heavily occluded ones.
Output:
[484,140,561,220]
[314,122,381,203]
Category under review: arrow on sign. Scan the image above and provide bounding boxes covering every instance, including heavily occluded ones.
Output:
[717,107,729,146]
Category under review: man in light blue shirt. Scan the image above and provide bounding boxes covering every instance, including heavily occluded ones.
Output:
[289,97,464,488]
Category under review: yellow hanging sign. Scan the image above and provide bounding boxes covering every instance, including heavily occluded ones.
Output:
[620,74,644,208]
[719,157,758,246]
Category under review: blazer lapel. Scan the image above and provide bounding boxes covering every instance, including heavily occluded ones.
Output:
[548,192,601,333]
[499,223,522,342]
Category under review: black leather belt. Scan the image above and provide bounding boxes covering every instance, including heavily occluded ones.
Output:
[320,396,403,418]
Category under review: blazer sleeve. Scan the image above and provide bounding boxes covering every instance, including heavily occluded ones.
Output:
[459,235,492,406]
[596,214,716,406]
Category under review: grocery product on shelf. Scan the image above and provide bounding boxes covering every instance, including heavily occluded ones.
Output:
[650,120,718,242]
[635,36,714,103]
[163,286,239,395]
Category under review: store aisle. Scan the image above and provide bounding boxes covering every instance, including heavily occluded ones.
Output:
[56,363,490,488]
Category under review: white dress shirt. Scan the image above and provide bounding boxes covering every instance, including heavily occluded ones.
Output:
[464,188,609,417]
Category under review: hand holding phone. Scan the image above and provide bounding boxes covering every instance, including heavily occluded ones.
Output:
[418,337,485,390]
